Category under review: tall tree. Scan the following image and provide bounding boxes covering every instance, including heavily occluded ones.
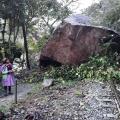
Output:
[0,0,71,69]
[27,0,71,34]
[84,0,120,32]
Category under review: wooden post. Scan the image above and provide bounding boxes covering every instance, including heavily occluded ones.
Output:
[15,79,17,104]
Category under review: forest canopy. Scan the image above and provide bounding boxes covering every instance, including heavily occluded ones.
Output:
[0,0,71,69]
[84,0,120,32]
[0,0,120,69]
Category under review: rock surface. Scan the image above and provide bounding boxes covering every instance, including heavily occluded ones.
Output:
[42,79,54,88]
[40,15,119,66]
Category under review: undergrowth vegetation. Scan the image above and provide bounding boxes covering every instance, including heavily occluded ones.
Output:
[44,55,120,82]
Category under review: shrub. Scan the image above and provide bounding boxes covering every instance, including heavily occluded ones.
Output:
[44,56,120,81]
[37,35,49,51]
[44,65,78,81]
[76,56,120,80]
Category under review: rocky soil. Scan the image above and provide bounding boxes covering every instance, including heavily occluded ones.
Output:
[4,80,120,120]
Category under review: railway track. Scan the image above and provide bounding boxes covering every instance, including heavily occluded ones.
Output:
[1,80,120,120]
[84,80,120,120]
[108,79,120,119]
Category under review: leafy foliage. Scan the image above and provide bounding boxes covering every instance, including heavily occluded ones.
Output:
[26,0,71,35]
[28,34,49,53]
[77,56,119,80]
[0,42,23,61]
[37,35,49,51]
[84,0,120,31]
[103,7,120,31]
[0,0,71,65]
[44,65,78,81]
[0,105,8,113]
[44,55,120,81]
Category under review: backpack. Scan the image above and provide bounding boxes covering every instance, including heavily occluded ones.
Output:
[1,65,8,80]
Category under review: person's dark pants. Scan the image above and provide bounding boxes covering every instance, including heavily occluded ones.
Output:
[4,86,12,95]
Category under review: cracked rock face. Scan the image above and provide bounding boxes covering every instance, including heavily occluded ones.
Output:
[40,15,119,67]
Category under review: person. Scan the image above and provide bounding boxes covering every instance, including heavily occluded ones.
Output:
[1,58,14,96]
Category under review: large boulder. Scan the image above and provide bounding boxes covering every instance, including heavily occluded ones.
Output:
[40,15,120,67]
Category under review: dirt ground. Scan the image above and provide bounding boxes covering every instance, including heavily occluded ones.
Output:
[6,80,120,120]
[0,84,33,108]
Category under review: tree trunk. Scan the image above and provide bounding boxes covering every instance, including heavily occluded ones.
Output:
[14,25,19,44]
[1,19,7,58]
[22,24,30,70]
[8,21,12,56]
[2,19,7,45]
